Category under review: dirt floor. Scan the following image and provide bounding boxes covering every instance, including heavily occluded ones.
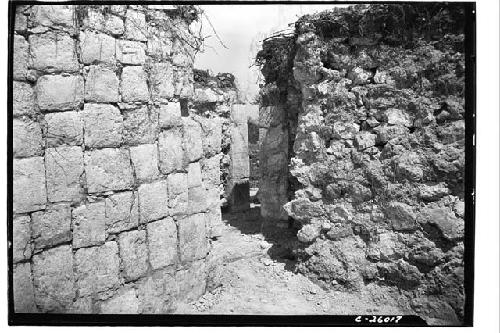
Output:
[175,204,415,316]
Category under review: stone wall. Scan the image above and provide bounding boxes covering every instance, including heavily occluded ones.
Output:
[257,4,467,324]
[12,4,222,314]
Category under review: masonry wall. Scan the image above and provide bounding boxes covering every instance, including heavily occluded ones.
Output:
[258,4,467,324]
[12,4,222,314]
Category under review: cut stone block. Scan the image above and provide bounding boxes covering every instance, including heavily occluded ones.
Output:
[84,148,134,193]
[45,146,84,203]
[100,287,139,314]
[104,15,124,36]
[200,116,222,157]
[32,245,75,312]
[138,180,169,223]
[84,66,120,103]
[32,204,71,250]
[69,297,93,314]
[36,75,84,111]
[201,155,221,190]
[116,40,146,65]
[158,103,182,128]
[80,31,116,65]
[82,103,123,148]
[45,111,83,147]
[178,213,207,262]
[118,230,148,281]
[121,66,149,102]
[13,81,36,116]
[13,35,29,80]
[172,37,196,67]
[13,215,32,263]
[188,186,208,214]
[175,260,207,303]
[105,191,139,234]
[147,27,173,61]
[137,268,177,314]
[74,242,120,297]
[13,157,46,213]
[187,163,202,188]
[124,9,147,41]
[174,67,194,98]
[183,118,203,162]
[29,5,75,33]
[130,143,159,182]
[122,106,158,145]
[13,118,43,158]
[158,128,184,174]
[149,62,174,101]
[72,202,106,249]
[14,262,38,313]
[29,31,79,73]
[167,172,188,216]
[146,217,177,270]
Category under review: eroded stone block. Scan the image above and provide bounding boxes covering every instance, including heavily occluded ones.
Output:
[45,146,84,202]
[84,66,119,103]
[158,128,184,173]
[200,116,222,157]
[121,66,149,102]
[158,103,182,128]
[124,9,147,41]
[14,262,38,313]
[13,157,46,213]
[201,155,221,190]
[122,106,158,145]
[149,62,174,101]
[13,35,28,80]
[13,81,36,116]
[137,268,177,314]
[80,31,116,65]
[45,111,83,147]
[105,15,124,36]
[138,180,169,223]
[147,217,177,270]
[29,5,75,33]
[32,204,71,250]
[130,143,159,182]
[82,104,123,148]
[105,191,139,234]
[187,163,202,189]
[84,148,134,193]
[72,202,106,249]
[100,287,139,314]
[29,32,79,73]
[167,172,188,216]
[36,75,83,111]
[178,213,207,262]
[13,215,31,263]
[118,230,148,281]
[116,40,146,65]
[13,118,43,158]
[182,118,203,162]
[175,260,207,303]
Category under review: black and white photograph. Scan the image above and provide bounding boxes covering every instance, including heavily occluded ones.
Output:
[4,0,496,329]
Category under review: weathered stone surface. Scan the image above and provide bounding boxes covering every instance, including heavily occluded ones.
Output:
[124,9,147,41]
[138,180,169,223]
[13,81,36,116]
[121,66,149,102]
[84,66,119,103]
[137,268,177,314]
[13,157,46,213]
[297,224,322,243]
[174,67,194,98]
[167,172,188,216]
[84,148,134,193]
[348,66,373,84]
[175,260,207,303]
[32,204,71,250]
[45,111,83,147]
[149,63,174,101]
[187,163,202,188]
[116,40,146,65]
[45,146,84,202]
[82,104,123,148]
[32,245,75,312]
[13,262,38,313]
[72,202,106,248]
[36,75,84,111]
[29,5,75,33]
[188,186,208,214]
[183,118,203,162]
[384,202,417,231]
[354,132,377,150]
[419,183,449,201]
[122,106,158,145]
[74,242,120,297]
[100,287,139,314]
[147,27,173,61]
[172,36,196,67]
[13,35,29,80]
[147,217,177,269]
[29,32,79,73]
[69,297,93,314]
[15,7,28,33]
[105,191,138,234]
[201,155,221,190]
[158,103,182,128]
[104,15,125,35]
[118,230,148,281]
[13,215,32,263]
[178,213,207,262]
[130,143,160,182]
[80,31,116,65]
[199,116,222,157]
[13,118,43,158]
[421,207,464,241]
[158,128,184,173]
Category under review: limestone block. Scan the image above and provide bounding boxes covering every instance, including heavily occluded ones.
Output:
[121,66,149,102]
[124,9,147,41]
[84,148,134,193]
[74,242,120,297]
[187,163,202,188]
[14,7,28,33]
[130,143,160,182]
[13,35,29,80]
[105,191,139,234]
[13,81,36,116]
[29,5,75,33]
[149,62,174,101]
[33,245,75,312]
[45,146,84,202]
[100,287,139,314]
[183,118,203,162]
[138,180,169,223]
[29,32,79,73]
[421,208,464,241]
[36,75,84,111]
[200,117,222,157]
[72,202,106,249]
[147,217,178,269]
[147,27,173,61]
[69,297,93,314]
[13,157,46,213]
[158,128,184,173]
[172,37,195,67]
[175,260,207,303]
[82,104,123,148]
[385,202,417,231]
[14,262,38,313]
[118,230,148,281]
[158,102,182,128]
[32,204,71,250]
[354,132,377,150]
[201,154,221,190]
[81,8,105,31]
[80,31,116,65]
[230,151,250,180]
[116,40,146,65]
[174,67,194,98]
[84,66,119,103]
[419,183,449,201]
[13,118,43,158]
[122,106,158,145]
[45,111,83,147]
[137,268,177,314]
[104,15,125,36]
[167,172,188,216]
[13,215,32,263]
[178,213,207,262]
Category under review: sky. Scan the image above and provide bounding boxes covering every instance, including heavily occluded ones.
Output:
[193,4,345,101]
